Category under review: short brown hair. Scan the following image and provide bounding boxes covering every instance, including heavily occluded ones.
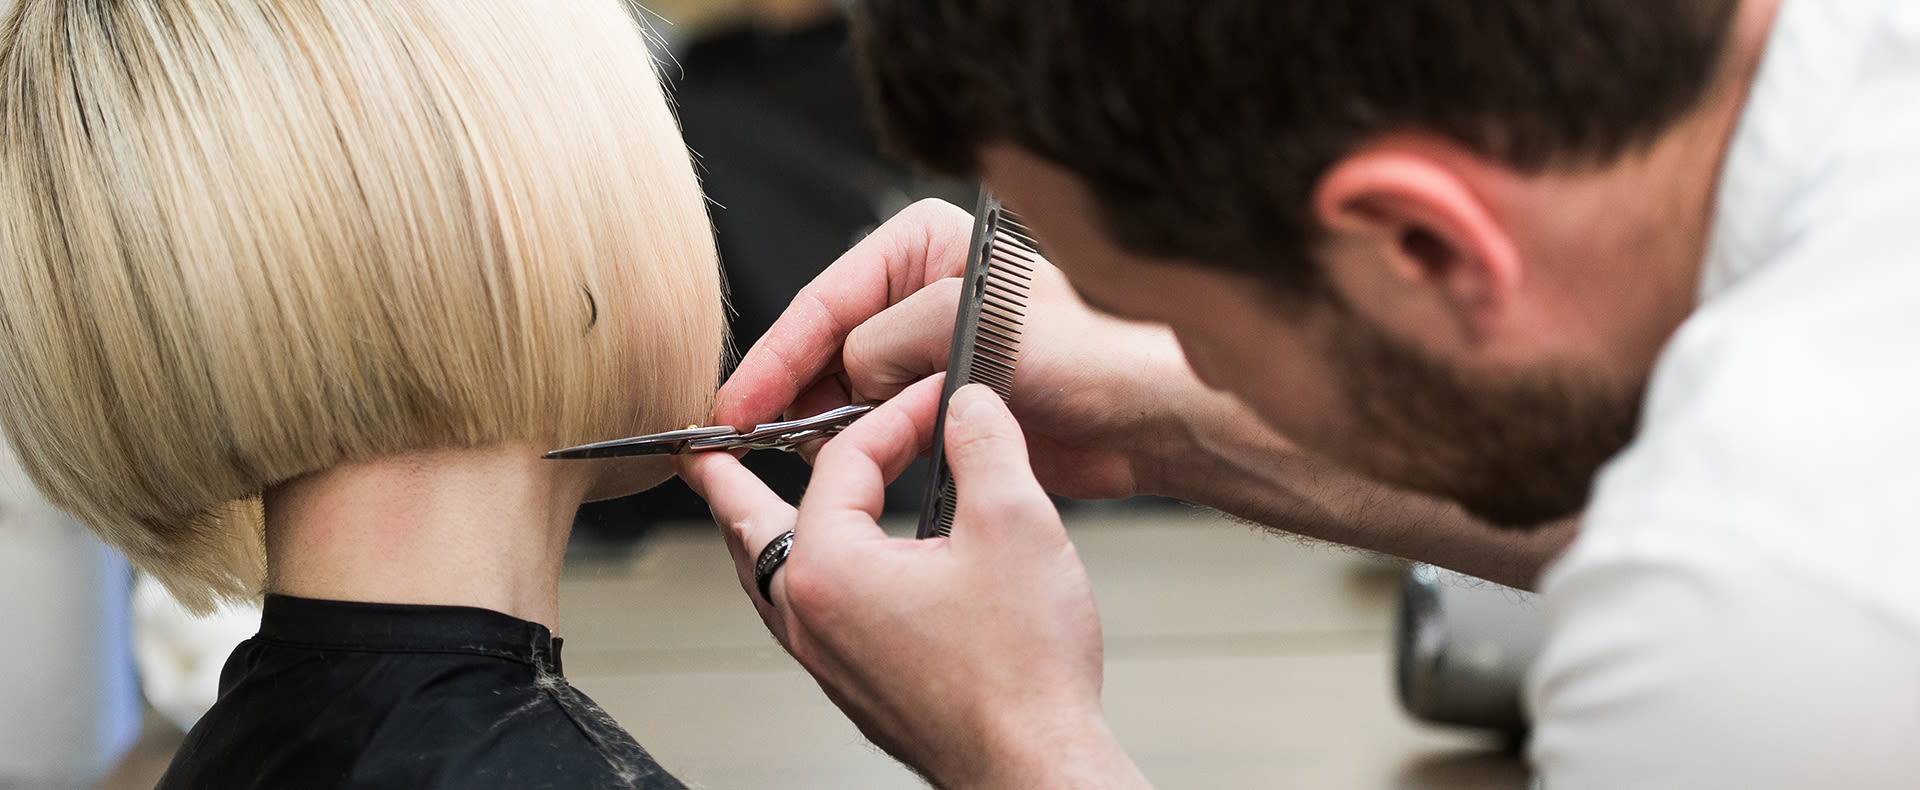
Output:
[0,0,725,612]
[853,0,1738,291]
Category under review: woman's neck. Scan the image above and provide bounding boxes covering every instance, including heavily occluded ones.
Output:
[263,442,590,631]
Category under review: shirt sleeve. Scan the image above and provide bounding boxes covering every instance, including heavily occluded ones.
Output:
[1526,536,1920,790]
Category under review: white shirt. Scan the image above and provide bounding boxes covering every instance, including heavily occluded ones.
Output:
[1527,2,1920,787]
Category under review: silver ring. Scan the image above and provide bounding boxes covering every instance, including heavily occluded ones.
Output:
[754,530,795,604]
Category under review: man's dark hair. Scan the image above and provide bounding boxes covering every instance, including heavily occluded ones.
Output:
[853,1,1739,292]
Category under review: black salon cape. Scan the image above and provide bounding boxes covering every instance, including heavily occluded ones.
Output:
[157,595,687,789]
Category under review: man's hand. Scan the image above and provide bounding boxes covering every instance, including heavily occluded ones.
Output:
[708,198,1578,589]
[713,198,1199,501]
[678,381,1151,789]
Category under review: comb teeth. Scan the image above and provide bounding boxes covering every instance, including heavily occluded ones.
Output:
[969,210,1036,401]
[929,478,958,537]
[918,196,1041,540]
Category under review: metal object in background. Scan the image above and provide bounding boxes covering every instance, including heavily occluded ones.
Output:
[915,193,1039,539]
[1396,564,1547,734]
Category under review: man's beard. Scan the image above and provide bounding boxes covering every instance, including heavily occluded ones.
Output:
[1328,314,1645,529]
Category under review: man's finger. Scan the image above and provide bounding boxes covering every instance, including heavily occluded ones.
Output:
[798,375,946,535]
[713,199,976,427]
[676,452,799,606]
[939,384,1061,552]
[788,373,854,426]
[843,278,963,403]
[678,451,793,534]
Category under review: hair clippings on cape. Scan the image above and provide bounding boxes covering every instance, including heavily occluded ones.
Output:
[542,403,877,459]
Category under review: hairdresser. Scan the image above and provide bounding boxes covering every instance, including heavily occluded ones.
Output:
[679,1,1920,786]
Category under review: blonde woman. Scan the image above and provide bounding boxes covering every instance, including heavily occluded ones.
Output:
[0,1,724,787]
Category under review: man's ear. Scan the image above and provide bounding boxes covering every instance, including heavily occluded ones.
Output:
[1310,142,1523,343]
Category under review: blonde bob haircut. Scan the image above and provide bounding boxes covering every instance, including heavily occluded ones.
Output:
[0,0,725,613]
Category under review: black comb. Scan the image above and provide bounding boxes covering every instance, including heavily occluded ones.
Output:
[915,192,1039,539]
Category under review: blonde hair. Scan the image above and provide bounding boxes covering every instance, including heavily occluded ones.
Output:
[0,0,725,612]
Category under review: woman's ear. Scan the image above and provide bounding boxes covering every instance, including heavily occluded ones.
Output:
[1310,141,1524,343]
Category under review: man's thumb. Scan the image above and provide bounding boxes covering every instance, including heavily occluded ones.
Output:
[943,384,1059,545]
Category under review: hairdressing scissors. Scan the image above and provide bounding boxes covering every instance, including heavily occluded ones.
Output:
[542,403,877,460]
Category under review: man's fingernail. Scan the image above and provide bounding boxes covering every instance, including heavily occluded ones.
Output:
[950,385,997,424]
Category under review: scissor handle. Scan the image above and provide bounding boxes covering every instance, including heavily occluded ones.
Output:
[688,403,878,453]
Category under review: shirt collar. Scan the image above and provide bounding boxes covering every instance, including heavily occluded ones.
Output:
[255,593,566,674]
[1700,0,1874,299]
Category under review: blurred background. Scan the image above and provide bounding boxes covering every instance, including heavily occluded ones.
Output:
[2,2,1541,788]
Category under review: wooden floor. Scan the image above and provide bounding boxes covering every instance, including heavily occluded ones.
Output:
[102,506,1528,789]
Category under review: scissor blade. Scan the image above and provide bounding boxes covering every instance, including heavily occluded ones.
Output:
[543,425,736,459]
